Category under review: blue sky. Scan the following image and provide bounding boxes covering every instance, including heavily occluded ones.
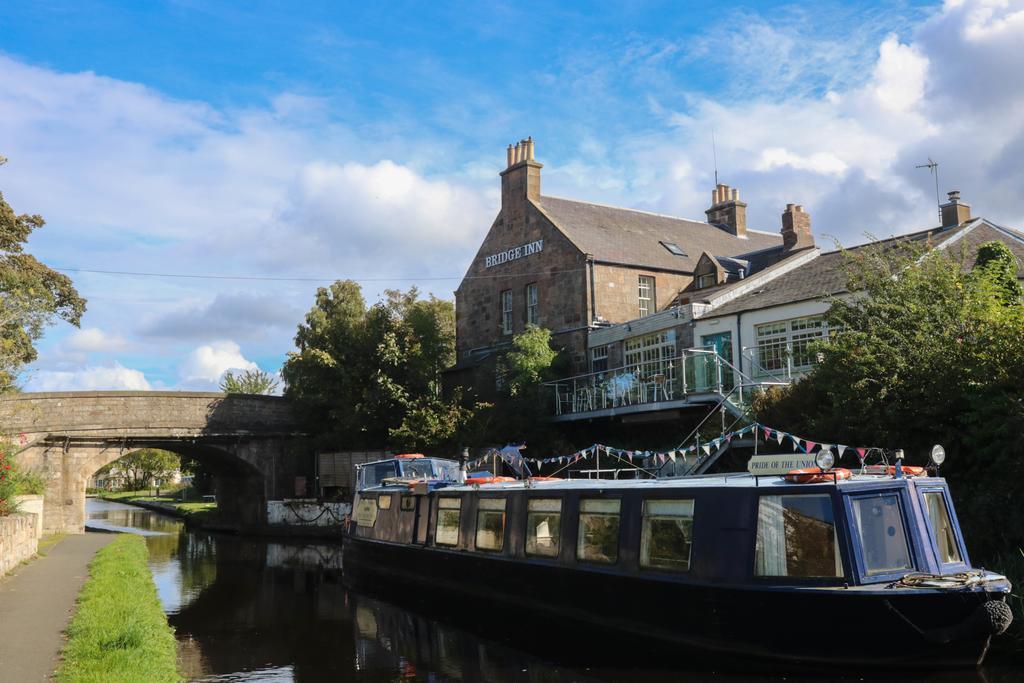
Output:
[2,0,1023,391]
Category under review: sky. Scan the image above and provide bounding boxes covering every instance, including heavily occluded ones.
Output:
[2,0,1023,391]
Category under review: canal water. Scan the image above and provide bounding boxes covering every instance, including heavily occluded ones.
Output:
[85,499,1019,683]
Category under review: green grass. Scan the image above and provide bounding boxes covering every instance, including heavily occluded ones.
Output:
[56,534,181,683]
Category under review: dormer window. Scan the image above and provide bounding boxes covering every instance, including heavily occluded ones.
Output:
[695,273,717,289]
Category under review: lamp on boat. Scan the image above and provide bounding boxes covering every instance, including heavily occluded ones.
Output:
[930,444,946,475]
[815,448,834,470]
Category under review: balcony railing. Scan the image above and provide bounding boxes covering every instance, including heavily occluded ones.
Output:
[544,348,788,418]
[741,343,818,382]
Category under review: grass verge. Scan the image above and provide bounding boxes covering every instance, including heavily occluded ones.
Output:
[56,534,181,683]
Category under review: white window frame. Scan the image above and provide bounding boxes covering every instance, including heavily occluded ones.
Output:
[624,331,676,382]
[638,275,656,317]
[754,316,829,373]
[590,345,609,373]
[695,273,716,289]
[525,283,539,326]
[501,289,513,335]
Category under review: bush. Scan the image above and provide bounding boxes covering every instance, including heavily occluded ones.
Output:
[56,534,181,682]
[0,443,16,516]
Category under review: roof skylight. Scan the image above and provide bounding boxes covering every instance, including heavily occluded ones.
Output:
[660,241,687,257]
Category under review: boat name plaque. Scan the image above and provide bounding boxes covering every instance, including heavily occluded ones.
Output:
[354,497,379,527]
[747,454,817,475]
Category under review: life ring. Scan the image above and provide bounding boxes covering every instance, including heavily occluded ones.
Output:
[784,467,852,484]
[528,476,562,482]
[465,476,516,486]
[863,465,926,477]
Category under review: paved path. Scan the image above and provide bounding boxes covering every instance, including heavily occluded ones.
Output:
[0,532,116,681]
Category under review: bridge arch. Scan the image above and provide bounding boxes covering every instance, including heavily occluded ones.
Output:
[0,391,308,533]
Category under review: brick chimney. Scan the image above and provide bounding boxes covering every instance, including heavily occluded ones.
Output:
[781,204,814,251]
[705,184,747,237]
[940,190,971,227]
[500,137,542,213]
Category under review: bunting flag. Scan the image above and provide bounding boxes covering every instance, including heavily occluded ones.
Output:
[805,440,817,452]
[702,444,711,455]
[837,445,847,457]
[775,431,784,445]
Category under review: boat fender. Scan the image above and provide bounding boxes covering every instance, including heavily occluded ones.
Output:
[784,468,852,484]
[887,598,1013,644]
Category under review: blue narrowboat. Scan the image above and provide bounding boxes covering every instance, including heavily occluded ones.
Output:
[342,453,1013,668]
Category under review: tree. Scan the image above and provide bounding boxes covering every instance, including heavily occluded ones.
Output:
[753,239,1024,557]
[282,281,466,451]
[220,368,280,395]
[1,157,86,390]
[96,449,180,492]
[499,325,558,396]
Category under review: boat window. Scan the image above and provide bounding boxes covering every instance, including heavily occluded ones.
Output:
[378,494,393,510]
[435,497,462,546]
[432,459,461,482]
[755,494,842,578]
[577,498,620,564]
[361,461,399,489]
[641,499,695,572]
[401,459,435,480]
[400,495,415,511]
[526,498,562,557]
[923,492,962,565]
[476,498,507,552]
[850,494,912,576]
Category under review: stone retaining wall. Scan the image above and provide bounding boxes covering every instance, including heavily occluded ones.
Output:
[0,513,39,576]
[266,500,349,527]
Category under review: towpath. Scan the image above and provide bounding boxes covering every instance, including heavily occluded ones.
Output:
[0,532,115,681]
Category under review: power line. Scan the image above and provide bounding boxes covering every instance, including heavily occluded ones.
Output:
[54,265,588,283]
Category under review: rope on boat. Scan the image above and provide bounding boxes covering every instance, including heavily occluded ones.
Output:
[889,571,1007,589]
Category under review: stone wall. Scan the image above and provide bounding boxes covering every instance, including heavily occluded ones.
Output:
[0,513,38,576]
[592,263,691,324]
[266,500,350,527]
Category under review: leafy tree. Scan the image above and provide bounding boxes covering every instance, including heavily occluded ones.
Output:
[753,239,1024,557]
[95,449,180,492]
[1,157,86,390]
[220,368,280,395]
[499,324,558,396]
[282,281,465,451]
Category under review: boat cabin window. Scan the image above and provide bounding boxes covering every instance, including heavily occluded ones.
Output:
[577,498,620,564]
[400,495,415,511]
[401,459,435,480]
[755,494,841,578]
[850,493,912,576]
[476,498,507,551]
[922,492,962,565]
[435,497,462,546]
[361,461,399,489]
[641,499,695,572]
[525,498,562,557]
[378,494,393,510]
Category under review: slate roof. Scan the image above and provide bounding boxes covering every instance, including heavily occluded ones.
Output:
[535,196,784,273]
[701,219,1024,319]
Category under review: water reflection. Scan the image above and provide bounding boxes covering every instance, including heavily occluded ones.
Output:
[85,500,1015,683]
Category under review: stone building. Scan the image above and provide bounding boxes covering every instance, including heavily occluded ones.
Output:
[447,138,815,395]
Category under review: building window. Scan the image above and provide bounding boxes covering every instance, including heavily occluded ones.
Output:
[500,289,513,334]
[755,494,842,578]
[641,499,695,571]
[476,497,507,551]
[435,497,462,546]
[638,275,656,317]
[754,317,827,374]
[624,331,676,383]
[525,283,539,325]
[526,498,561,557]
[577,498,620,564]
[591,345,608,373]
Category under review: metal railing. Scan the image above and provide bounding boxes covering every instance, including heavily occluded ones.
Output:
[544,348,789,418]
[740,343,818,382]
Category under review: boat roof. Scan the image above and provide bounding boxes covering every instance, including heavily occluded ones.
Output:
[429,472,941,493]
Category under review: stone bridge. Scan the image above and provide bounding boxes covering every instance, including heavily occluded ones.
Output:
[0,391,310,533]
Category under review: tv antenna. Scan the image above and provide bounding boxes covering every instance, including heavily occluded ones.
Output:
[915,158,941,224]
[712,130,719,186]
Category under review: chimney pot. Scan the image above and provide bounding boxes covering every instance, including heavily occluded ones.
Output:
[940,189,971,227]
[706,183,747,237]
[507,144,514,167]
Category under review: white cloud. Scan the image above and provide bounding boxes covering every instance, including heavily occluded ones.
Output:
[27,362,151,391]
[64,328,129,353]
[179,341,258,384]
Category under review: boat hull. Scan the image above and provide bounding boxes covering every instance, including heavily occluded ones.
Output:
[342,534,1003,669]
